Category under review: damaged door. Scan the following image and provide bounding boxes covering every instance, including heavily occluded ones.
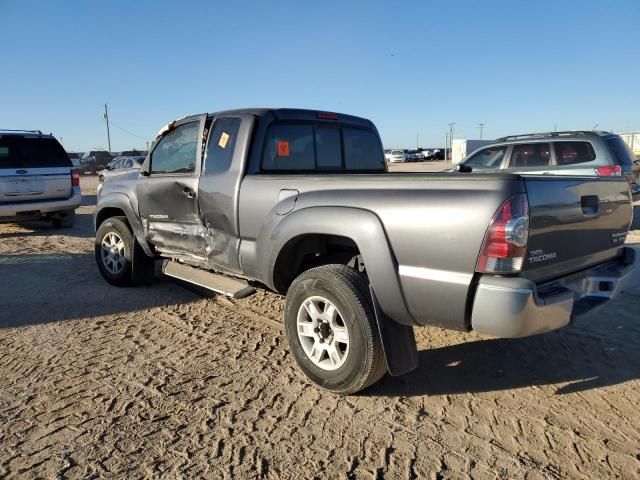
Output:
[137,115,208,260]
[197,115,253,273]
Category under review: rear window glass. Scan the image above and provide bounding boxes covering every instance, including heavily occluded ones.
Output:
[343,128,385,170]
[205,117,242,174]
[509,143,551,168]
[262,125,315,171]
[262,123,384,172]
[0,136,70,168]
[315,127,342,169]
[606,136,635,166]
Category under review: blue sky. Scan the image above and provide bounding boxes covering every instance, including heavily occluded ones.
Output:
[1,0,638,151]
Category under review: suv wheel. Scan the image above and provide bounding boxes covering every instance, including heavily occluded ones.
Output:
[284,264,386,395]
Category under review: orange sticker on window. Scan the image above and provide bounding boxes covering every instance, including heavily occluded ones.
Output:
[218,132,230,149]
[277,141,290,157]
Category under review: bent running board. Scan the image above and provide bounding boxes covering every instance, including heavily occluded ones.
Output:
[163,261,255,299]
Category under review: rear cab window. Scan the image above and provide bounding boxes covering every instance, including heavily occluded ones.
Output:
[261,123,385,172]
[0,136,71,169]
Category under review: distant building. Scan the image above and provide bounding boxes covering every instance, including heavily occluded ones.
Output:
[451,139,491,164]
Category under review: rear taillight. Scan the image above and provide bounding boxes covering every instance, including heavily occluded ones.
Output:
[476,194,529,274]
[71,168,80,186]
[595,165,622,176]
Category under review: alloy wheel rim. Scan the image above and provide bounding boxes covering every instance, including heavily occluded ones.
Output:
[101,232,125,275]
[296,295,349,371]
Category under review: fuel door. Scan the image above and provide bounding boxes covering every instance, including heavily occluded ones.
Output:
[276,189,299,215]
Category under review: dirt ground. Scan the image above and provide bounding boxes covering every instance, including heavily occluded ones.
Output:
[1,175,639,479]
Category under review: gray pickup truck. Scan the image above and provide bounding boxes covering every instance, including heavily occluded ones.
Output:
[94,108,635,394]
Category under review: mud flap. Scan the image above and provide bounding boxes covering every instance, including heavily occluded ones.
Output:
[370,286,418,376]
[131,239,155,285]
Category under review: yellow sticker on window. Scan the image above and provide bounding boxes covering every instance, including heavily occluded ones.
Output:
[218,132,230,149]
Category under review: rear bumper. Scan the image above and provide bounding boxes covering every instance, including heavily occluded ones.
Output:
[0,187,81,219]
[471,247,635,338]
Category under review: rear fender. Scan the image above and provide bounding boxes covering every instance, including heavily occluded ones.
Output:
[263,206,416,326]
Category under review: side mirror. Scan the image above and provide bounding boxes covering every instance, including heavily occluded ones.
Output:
[140,169,150,177]
[456,163,472,173]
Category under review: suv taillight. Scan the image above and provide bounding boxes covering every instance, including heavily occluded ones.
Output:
[71,168,80,186]
[595,165,622,176]
[476,194,529,274]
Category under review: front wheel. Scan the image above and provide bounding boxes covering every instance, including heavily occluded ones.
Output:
[284,264,386,395]
[95,216,135,286]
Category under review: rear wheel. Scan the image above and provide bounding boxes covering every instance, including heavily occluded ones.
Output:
[284,264,386,395]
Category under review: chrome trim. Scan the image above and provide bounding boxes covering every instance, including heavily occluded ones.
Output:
[399,265,472,285]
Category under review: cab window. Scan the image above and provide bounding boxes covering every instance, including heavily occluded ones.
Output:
[509,143,552,168]
[553,141,596,166]
[261,123,384,172]
[204,117,241,174]
[150,122,199,174]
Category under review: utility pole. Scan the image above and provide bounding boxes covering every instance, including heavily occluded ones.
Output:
[416,133,419,149]
[103,104,112,152]
[447,122,455,162]
[478,123,485,139]
[444,132,448,164]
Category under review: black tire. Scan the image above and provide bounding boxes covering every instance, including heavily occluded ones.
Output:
[95,216,135,286]
[51,210,75,228]
[284,264,387,395]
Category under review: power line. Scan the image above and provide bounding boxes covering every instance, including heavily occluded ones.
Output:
[109,121,150,142]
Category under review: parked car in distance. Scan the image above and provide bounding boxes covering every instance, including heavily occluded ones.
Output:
[94,108,634,395]
[0,129,80,227]
[406,150,424,162]
[430,149,444,160]
[81,150,115,174]
[386,149,406,163]
[455,131,640,198]
[97,156,146,196]
[115,149,148,157]
[67,152,82,168]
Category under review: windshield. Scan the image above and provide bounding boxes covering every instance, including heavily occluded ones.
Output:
[462,146,508,170]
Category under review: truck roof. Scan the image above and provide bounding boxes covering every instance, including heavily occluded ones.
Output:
[184,108,375,129]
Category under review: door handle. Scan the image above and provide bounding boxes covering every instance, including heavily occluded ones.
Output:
[182,187,195,199]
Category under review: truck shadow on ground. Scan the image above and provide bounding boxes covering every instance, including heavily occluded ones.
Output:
[370,314,640,397]
[0,252,198,328]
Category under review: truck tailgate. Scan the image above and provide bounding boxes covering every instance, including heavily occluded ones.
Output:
[522,176,632,282]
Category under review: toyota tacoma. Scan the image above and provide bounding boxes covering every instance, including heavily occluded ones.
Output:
[94,108,635,394]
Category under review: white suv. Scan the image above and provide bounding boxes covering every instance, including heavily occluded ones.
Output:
[0,130,81,227]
